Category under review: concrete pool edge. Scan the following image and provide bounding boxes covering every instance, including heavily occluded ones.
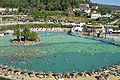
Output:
[70,32,120,46]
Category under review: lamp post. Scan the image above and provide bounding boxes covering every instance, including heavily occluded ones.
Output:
[19,22,21,42]
[0,16,2,23]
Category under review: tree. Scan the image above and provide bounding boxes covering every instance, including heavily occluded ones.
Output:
[19,7,23,12]
[92,26,96,36]
[83,25,88,34]
[118,24,120,29]
[22,27,31,41]
[104,26,108,39]
[29,32,38,41]
[13,28,20,41]
[87,30,92,36]
[74,11,81,17]
[97,30,102,37]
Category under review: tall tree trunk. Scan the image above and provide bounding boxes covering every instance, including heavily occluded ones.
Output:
[17,36,19,41]
[105,32,107,39]
[24,36,27,41]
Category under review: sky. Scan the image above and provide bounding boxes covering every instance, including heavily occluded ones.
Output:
[91,0,120,6]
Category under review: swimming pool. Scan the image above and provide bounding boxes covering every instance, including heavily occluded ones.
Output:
[0,32,120,73]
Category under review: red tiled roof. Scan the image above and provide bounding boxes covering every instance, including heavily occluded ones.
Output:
[91,12,101,14]
[80,4,88,6]
[84,8,91,10]
[92,6,98,8]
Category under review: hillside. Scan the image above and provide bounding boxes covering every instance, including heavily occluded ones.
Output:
[0,0,120,24]
[98,4,120,10]
[0,0,85,11]
[0,0,120,11]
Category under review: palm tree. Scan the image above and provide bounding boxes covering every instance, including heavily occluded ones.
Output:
[92,26,96,36]
[104,26,108,39]
[22,27,31,41]
[29,32,38,41]
[13,28,20,41]
[97,30,102,37]
[83,25,88,35]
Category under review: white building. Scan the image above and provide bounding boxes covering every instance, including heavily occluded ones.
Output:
[72,8,81,12]
[90,12,101,19]
[73,26,83,32]
[102,14,113,18]
[84,24,105,33]
[91,6,98,9]
[80,4,89,9]
[0,17,2,23]
[73,23,86,27]
[0,33,4,37]
[0,8,18,12]
[84,8,91,14]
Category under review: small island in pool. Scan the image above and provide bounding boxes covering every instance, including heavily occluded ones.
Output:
[11,27,41,46]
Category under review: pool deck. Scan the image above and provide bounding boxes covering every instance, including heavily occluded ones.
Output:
[22,76,120,80]
[0,65,120,80]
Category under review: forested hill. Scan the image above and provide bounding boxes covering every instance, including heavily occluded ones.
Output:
[98,4,120,10]
[0,0,86,10]
[0,0,120,11]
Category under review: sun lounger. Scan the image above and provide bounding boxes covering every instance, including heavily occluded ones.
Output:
[58,79,64,80]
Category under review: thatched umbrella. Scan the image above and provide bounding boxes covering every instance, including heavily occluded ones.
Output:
[109,71,114,75]
[15,68,21,72]
[74,71,78,73]
[22,69,28,72]
[111,65,116,68]
[65,71,70,78]
[74,71,79,78]
[90,69,95,72]
[47,71,52,75]
[30,70,35,74]
[48,71,52,74]
[98,68,103,71]
[56,72,62,75]
[3,65,8,69]
[9,66,14,70]
[39,71,43,74]
[65,71,70,74]
[83,70,87,73]
[47,71,52,77]
[103,66,109,70]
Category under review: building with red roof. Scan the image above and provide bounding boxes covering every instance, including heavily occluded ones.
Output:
[90,11,101,19]
[84,8,91,13]
[80,4,89,9]
[91,6,98,9]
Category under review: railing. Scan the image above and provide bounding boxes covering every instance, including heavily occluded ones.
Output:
[71,28,120,46]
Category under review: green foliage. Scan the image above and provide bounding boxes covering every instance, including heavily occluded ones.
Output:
[61,25,73,28]
[74,11,81,17]
[0,24,72,31]
[98,4,120,10]
[74,11,87,17]
[13,28,20,40]
[21,27,31,41]
[0,0,85,11]
[13,26,39,41]
[30,10,69,19]
[29,32,38,40]
[90,15,120,24]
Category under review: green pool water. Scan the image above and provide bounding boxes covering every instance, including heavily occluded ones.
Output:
[100,35,120,42]
[0,32,120,73]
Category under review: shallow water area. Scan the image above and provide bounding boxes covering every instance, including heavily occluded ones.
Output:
[0,32,120,73]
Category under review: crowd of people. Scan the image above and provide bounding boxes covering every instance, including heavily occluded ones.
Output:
[30,27,71,32]
[0,63,120,80]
